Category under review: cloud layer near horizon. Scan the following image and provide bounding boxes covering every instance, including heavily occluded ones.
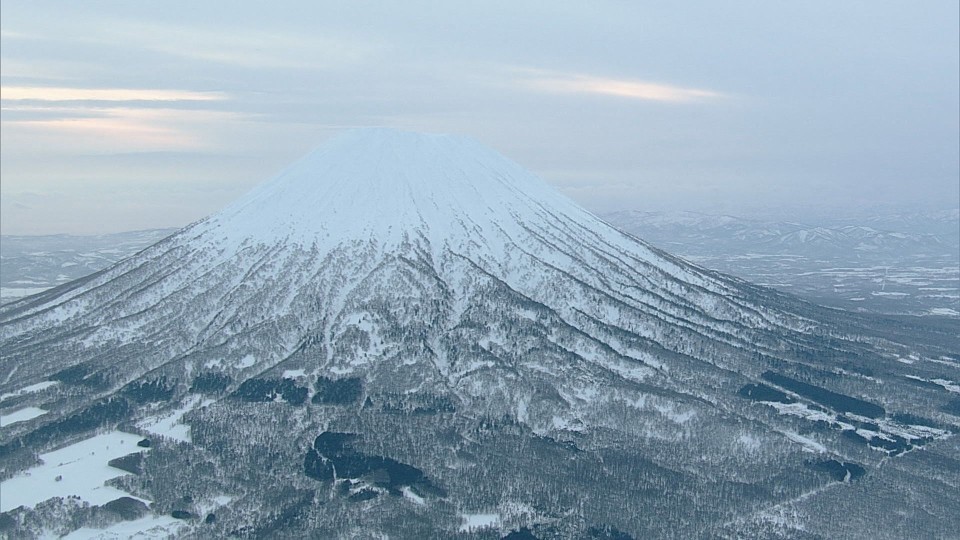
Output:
[1,1,957,234]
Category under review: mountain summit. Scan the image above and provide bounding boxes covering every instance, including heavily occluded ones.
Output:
[203,128,590,252]
[1,130,958,539]
[189,128,720,295]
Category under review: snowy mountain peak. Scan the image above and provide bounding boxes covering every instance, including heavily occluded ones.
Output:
[194,128,587,254]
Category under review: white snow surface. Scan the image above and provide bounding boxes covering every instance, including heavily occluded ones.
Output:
[781,431,826,454]
[931,379,960,393]
[401,486,425,505]
[201,128,618,258]
[0,405,47,426]
[0,287,50,301]
[0,380,58,401]
[60,514,185,539]
[137,396,208,443]
[0,431,148,512]
[459,513,500,532]
[235,355,257,369]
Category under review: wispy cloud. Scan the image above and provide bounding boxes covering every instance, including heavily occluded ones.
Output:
[1,86,228,102]
[1,87,233,151]
[0,29,32,40]
[2,106,250,152]
[515,69,724,103]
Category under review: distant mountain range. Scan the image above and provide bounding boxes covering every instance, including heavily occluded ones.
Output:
[602,209,959,257]
[603,210,959,317]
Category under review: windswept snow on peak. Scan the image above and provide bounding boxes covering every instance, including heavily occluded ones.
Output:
[187,129,734,291]
[197,128,592,255]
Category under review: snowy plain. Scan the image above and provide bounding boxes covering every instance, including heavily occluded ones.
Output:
[0,431,149,512]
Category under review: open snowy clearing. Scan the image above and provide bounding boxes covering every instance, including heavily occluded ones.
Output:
[0,381,59,401]
[459,513,500,532]
[137,396,212,443]
[0,406,48,426]
[60,514,185,539]
[781,431,826,453]
[0,430,148,512]
[401,486,425,505]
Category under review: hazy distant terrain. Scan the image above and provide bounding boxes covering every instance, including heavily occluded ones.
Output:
[0,229,175,304]
[604,209,960,317]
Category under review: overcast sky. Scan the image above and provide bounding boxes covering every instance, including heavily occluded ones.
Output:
[2,1,958,234]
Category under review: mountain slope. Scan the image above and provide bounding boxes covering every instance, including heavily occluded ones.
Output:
[1,129,958,539]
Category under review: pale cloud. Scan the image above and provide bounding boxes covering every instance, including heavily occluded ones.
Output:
[0,1,955,234]
[515,69,724,103]
[1,87,234,153]
[2,107,251,153]
[1,86,228,102]
[0,29,31,39]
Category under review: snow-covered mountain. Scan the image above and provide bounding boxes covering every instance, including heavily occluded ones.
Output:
[1,129,800,398]
[1,129,958,539]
